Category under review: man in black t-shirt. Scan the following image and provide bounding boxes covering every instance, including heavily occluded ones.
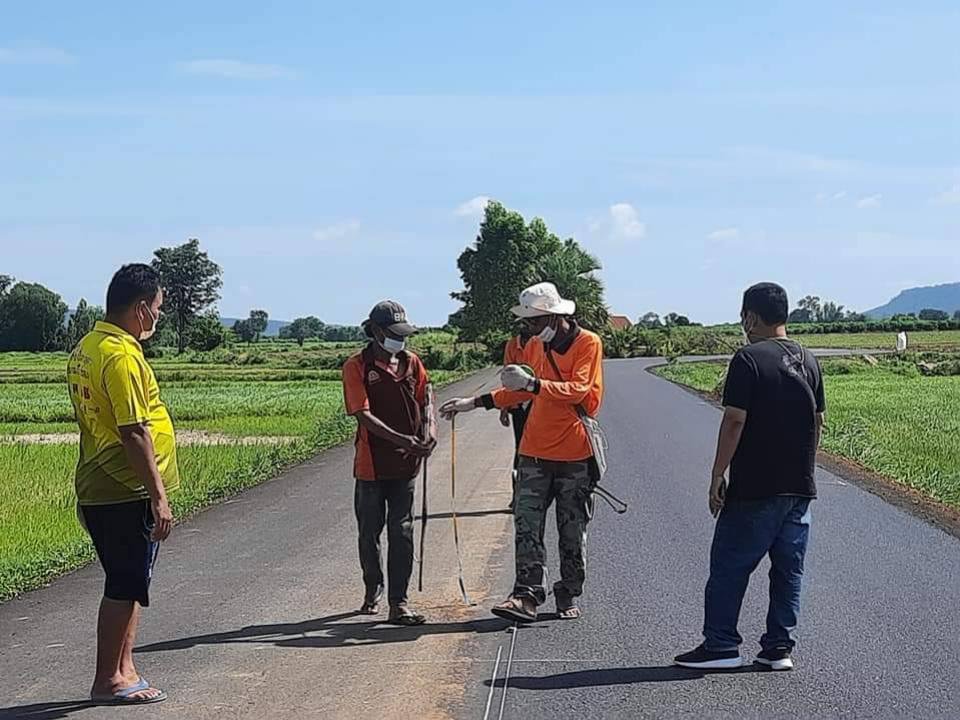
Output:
[675,282,825,672]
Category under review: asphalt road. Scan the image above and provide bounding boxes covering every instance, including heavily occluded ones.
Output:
[460,358,960,720]
[1,359,958,719]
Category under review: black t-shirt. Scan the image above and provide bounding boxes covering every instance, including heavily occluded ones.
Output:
[721,338,826,500]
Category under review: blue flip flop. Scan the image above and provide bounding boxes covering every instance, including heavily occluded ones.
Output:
[91,677,167,705]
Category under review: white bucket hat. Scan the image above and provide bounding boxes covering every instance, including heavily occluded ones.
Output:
[511,282,576,318]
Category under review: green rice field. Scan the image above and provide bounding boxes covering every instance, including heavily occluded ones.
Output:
[655,357,960,510]
[0,342,466,600]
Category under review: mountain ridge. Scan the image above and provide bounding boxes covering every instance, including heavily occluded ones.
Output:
[866,282,960,318]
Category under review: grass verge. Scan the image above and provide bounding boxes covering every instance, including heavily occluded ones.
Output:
[653,359,960,510]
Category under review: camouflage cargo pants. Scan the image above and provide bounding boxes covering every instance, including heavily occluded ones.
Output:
[513,456,594,606]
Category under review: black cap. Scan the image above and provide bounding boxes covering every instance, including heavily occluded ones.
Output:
[364,300,417,337]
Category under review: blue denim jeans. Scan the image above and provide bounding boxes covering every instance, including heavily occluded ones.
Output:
[703,496,812,652]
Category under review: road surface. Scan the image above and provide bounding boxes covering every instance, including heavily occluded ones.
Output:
[1,360,958,719]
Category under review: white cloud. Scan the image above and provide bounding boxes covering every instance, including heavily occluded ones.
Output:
[832,190,848,201]
[609,203,646,241]
[455,195,491,217]
[932,184,960,206]
[856,194,882,209]
[313,220,360,242]
[707,227,740,241]
[177,59,292,79]
[0,47,74,65]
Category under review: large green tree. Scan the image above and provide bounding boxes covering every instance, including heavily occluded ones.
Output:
[0,281,68,351]
[187,311,228,351]
[64,298,105,350]
[152,239,223,353]
[248,309,269,342]
[281,316,325,346]
[450,201,607,339]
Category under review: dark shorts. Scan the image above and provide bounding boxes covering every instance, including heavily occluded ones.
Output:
[80,499,159,607]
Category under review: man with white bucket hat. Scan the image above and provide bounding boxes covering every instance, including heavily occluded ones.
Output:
[441,282,605,622]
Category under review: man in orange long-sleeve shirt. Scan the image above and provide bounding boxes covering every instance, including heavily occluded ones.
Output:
[441,282,604,622]
[500,320,534,511]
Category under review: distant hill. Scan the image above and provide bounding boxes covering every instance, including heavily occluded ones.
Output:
[866,282,960,319]
[220,317,290,336]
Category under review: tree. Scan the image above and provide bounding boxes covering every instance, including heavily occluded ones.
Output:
[152,239,223,354]
[918,308,949,321]
[232,319,256,343]
[954,310,960,322]
[281,316,325,346]
[0,281,68,351]
[450,201,607,339]
[0,275,13,296]
[797,296,822,321]
[532,239,609,332]
[819,301,845,323]
[188,311,228,351]
[248,309,269,342]
[638,312,662,328]
[664,312,691,327]
[64,298,105,350]
[788,307,813,323]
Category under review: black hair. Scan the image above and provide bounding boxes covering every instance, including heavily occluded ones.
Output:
[106,264,161,314]
[742,282,789,325]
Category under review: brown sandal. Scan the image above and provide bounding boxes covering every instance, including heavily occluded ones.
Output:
[491,596,537,623]
[387,604,426,626]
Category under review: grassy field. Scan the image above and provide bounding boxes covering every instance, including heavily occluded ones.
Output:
[655,357,960,509]
[794,330,960,351]
[0,339,468,600]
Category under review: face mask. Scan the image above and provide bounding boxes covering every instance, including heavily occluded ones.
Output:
[538,322,557,344]
[139,303,159,341]
[380,336,406,355]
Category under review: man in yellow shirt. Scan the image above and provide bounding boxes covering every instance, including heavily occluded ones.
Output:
[67,264,178,706]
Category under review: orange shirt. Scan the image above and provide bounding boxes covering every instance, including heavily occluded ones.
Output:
[342,350,429,481]
[492,328,603,462]
[503,335,533,367]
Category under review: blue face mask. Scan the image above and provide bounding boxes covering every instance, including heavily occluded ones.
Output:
[380,336,406,354]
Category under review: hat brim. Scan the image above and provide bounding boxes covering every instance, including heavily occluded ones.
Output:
[385,322,417,337]
[510,299,576,318]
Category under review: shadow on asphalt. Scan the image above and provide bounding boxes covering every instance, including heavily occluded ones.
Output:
[490,664,765,690]
[134,610,511,653]
[0,699,94,719]
[416,508,512,520]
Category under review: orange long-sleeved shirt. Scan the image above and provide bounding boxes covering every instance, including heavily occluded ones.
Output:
[488,328,603,462]
[503,335,533,367]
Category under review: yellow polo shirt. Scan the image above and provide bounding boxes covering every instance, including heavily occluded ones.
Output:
[67,321,180,506]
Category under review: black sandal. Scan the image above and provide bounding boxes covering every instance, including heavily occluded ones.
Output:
[360,586,383,615]
[387,604,426,626]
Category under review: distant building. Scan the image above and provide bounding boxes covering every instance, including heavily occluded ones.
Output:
[608,314,633,330]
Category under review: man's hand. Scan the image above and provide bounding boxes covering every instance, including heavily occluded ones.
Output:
[501,364,535,392]
[439,397,477,420]
[398,434,434,457]
[499,409,511,427]
[709,474,727,518]
[151,495,173,541]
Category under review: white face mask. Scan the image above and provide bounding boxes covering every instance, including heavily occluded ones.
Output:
[139,303,160,341]
[740,313,755,345]
[380,336,406,355]
[538,323,557,344]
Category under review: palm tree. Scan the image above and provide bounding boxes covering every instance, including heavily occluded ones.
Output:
[533,240,609,331]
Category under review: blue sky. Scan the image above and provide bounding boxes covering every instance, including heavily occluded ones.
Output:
[2,1,958,325]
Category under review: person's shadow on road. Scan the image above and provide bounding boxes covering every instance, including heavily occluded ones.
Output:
[134,610,511,653]
[491,664,764,690]
[0,699,94,719]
